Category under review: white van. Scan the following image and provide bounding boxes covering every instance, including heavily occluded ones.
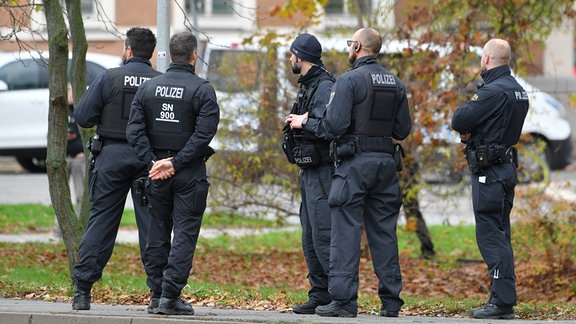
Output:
[0,52,122,172]
[199,38,572,175]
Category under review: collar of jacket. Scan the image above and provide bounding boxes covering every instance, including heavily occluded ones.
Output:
[349,55,377,70]
[124,57,153,67]
[167,62,196,74]
[480,64,511,85]
[297,65,327,85]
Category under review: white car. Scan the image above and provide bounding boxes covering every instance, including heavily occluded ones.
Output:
[0,51,121,172]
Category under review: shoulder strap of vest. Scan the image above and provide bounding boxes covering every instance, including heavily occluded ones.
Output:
[300,74,333,117]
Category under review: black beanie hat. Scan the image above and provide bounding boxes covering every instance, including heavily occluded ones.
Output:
[290,33,322,65]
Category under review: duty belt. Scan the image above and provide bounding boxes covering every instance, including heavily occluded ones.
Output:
[154,149,180,159]
[340,135,394,154]
[103,137,128,145]
[464,144,518,173]
[330,136,395,166]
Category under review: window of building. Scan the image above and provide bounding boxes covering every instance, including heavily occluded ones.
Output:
[187,0,234,16]
[80,0,94,14]
[325,0,345,15]
[325,0,373,17]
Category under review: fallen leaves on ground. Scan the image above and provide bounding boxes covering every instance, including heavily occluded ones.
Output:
[1,245,575,320]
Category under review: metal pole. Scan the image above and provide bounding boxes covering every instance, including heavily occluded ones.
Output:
[157,0,170,72]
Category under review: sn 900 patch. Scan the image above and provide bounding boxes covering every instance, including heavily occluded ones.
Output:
[151,99,183,132]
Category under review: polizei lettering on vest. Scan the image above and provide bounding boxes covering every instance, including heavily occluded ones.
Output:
[371,73,396,85]
[124,75,151,87]
[155,85,184,99]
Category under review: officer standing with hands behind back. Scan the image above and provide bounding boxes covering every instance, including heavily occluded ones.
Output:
[451,38,528,319]
[72,27,161,311]
[315,27,411,318]
[284,33,336,315]
[127,31,219,316]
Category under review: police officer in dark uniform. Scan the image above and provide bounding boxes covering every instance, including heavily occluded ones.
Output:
[126,31,219,316]
[451,38,528,320]
[72,27,160,310]
[284,33,335,314]
[315,28,411,318]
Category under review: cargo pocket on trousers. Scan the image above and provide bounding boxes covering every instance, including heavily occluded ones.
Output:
[476,180,504,215]
[328,174,348,208]
[191,180,210,214]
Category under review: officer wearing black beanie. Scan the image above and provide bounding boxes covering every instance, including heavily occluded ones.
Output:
[290,33,323,66]
[284,33,335,315]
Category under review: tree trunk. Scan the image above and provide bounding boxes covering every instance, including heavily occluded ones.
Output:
[65,0,91,229]
[401,161,436,259]
[44,0,83,282]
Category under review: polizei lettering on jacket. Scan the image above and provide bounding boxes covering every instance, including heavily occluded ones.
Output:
[371,73,396,85]
[155,85,184,99]
[124,75,152,87]
[515,91,528,100]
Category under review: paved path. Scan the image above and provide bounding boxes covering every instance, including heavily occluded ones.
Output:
[0,298,568,324]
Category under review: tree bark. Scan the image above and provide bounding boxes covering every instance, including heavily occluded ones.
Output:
[44,0,83,282]
[64,0,91,229]
[401,161,436,259]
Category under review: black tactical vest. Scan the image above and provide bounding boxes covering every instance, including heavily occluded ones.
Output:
[98,67,161,140]
[145,77,208,151]
[292,74,334,142]
[349,65,399,137]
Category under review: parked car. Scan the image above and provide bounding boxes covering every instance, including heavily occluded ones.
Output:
[0,51,122,172]
[198,38,572,179]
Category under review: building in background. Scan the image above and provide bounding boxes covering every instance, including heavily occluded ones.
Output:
[0,0,572,78]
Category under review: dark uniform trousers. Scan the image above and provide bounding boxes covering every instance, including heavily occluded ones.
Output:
[471,162,517,306]
[75,142,150,286]
[143,160,209,299]
[328,152,404,312]
[300,162,333,303]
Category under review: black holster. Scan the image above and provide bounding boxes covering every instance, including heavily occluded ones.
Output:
[133,176,150,207]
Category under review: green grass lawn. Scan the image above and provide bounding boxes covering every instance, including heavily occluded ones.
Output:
[0,204,279,233]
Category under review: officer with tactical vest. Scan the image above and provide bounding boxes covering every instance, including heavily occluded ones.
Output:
[451,38,528,320]
[314,28,411,318]
[126,31,219,316]
[283,33,336,315]
[72,27,161,311]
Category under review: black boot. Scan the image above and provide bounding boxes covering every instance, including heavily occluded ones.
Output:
[147,297,160,314]
[472,303,514,319]
[315,300,357,317]
[292,299,330,314]
[72,290,91,310]
[379,306,400,317]
[155,297,194,315]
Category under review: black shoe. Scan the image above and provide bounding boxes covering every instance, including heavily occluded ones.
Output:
[147,297,160,314]
[72,290,91,310]
[155,297,194,315]
[379,306,399,317]
[315,300,357,318]
[292,299,330,315]
[472,303,514,319]
[469,304,485,317]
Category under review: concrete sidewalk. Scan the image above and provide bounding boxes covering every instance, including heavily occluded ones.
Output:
[0,298,565,324]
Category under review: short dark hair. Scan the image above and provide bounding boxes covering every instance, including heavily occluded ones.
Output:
[169,32,197,64]
[125,27,157,60]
